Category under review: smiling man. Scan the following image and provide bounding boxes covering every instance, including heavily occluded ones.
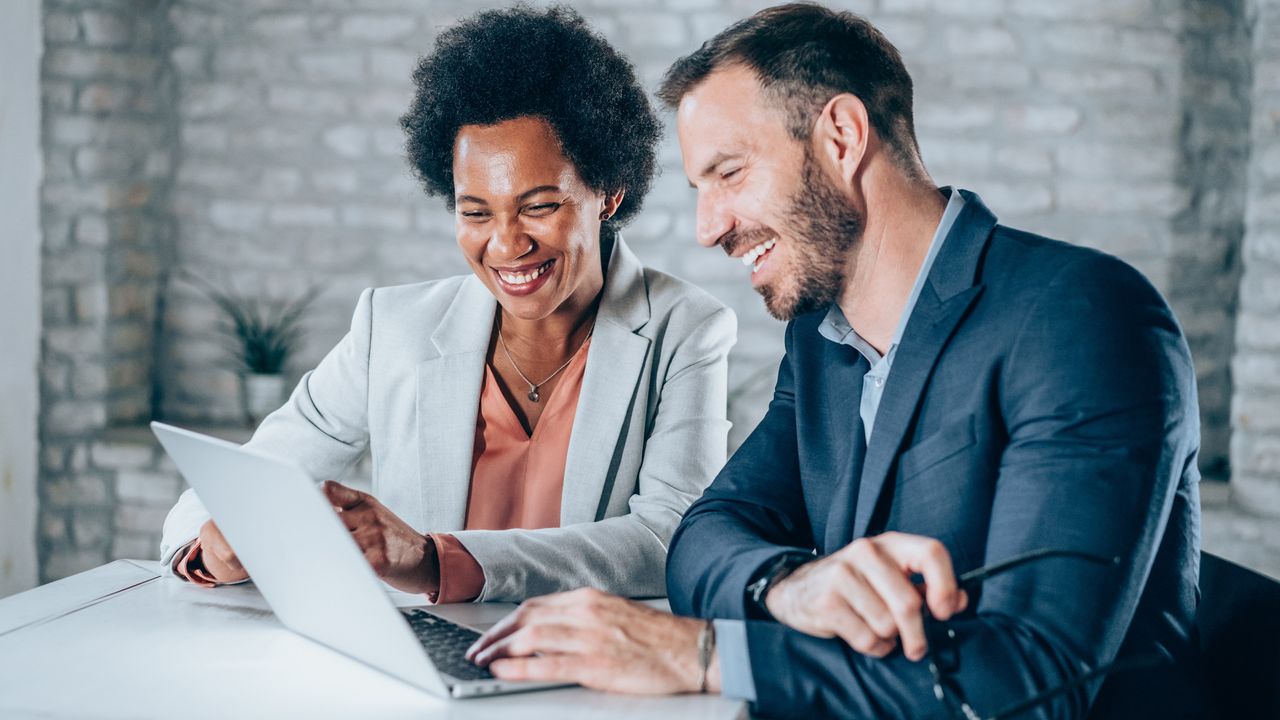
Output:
[466,4,1205,718]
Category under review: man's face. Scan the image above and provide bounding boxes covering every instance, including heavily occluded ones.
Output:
[677,65,863,320]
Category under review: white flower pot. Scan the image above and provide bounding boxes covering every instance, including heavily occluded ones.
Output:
[243,373,286,425]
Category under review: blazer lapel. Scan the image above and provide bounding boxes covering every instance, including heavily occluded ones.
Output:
[850,192,996,540]
[415,276,495,531]
[561,235,652,525]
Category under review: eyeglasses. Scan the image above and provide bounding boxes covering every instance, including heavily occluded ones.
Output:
[925,548,1169,720]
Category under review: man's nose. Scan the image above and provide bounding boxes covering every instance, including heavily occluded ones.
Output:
[695,190,733,248]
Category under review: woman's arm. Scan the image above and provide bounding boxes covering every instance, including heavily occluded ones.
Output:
[158,288,376,576]
[450,306,737,602]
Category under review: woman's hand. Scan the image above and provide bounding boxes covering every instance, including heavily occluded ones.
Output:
[322,481,439,595]
[197,519,249,584]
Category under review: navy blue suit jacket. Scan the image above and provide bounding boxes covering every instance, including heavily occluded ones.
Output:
[667,191,1203,718]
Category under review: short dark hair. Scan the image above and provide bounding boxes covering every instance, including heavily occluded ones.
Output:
[401,5,661,227]
[657,2,922,172]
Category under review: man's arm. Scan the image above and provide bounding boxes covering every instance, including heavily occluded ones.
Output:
[667,320,814,621]
[680,253,1198,718]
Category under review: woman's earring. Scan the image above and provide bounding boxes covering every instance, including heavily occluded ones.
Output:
[599,211,611,221]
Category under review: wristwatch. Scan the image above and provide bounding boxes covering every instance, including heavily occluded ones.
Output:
[746,552,812,619]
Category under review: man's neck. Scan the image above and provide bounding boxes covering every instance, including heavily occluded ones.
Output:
[836,172,948,356]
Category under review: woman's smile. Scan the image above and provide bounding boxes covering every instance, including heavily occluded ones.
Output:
[492,258,557,296]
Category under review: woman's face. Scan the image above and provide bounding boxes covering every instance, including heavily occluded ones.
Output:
[453,116,618,323]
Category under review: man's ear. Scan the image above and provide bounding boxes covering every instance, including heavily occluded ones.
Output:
[813,93,870,186]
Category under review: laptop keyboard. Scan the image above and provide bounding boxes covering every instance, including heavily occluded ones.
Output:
[402,609,495,681]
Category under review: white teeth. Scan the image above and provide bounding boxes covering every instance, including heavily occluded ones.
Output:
[499,261,551,285]
[740,239,777,267]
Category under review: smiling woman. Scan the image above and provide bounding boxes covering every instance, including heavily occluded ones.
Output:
[157,5,736,605]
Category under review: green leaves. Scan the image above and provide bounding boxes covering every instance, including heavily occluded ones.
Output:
[187,273,320,375]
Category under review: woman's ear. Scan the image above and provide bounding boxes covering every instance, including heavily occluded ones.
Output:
[600,189,625,221]
[813,93,870,186]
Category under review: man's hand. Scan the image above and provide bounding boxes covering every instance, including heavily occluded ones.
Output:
[197,519,248,584]
[465,588,716,695]
[322,481,438,595]
[765,532,968,661]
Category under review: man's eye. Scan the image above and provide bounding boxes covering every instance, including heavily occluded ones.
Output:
[524,203,561,216]
[721,168,742,181]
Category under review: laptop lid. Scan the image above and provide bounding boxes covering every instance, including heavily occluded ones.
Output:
[150,422,448,696]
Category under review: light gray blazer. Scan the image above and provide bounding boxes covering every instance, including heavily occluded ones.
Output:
[159,237,736,601]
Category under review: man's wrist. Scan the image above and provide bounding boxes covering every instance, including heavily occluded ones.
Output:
[747,552,810,620]
[705,647,722,694]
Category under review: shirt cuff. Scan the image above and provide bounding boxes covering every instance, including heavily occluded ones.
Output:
[428,533,485,604]
[713,619,757,702]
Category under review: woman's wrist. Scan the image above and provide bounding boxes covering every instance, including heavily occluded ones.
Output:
[419,533,441,594]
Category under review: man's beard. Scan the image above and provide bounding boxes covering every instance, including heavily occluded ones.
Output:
[758,149,864,321]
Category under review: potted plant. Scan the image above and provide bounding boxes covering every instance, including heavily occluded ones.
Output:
[190,275,320,426]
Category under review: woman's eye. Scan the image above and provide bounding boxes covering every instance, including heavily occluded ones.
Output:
[460,210,490,220]
[524,203,561,217]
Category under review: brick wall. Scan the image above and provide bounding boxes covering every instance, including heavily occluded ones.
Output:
[35,0,1270,580]
[1232,0,1280,516]
[39,0,176,580]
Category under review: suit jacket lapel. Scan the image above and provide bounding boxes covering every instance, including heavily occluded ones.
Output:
[416,276,495,531]
[561,235,651,525]
[851,191,996,540]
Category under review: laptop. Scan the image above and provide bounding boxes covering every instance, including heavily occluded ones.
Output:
[150,421,570,699]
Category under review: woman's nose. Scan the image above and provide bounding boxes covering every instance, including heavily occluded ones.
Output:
[488,218,531,260]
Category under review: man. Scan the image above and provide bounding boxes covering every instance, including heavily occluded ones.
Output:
[465,4,1204,717]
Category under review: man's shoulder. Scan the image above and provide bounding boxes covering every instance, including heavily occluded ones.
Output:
[983,224,1162,307]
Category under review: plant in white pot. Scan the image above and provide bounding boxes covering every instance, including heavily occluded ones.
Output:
[191,275,320,426]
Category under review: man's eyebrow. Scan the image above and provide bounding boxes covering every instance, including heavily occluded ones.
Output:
[688,152,741,187]
[699,152,739,179]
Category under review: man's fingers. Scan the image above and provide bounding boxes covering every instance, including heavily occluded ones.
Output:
[490,655,586,685]
[832,565,898,641]
[473,624,593,666]
[468,600,592,660]
[876,532,962,620]
[825,602,896,657]
[848,539,928,661]
[322,480,366,511]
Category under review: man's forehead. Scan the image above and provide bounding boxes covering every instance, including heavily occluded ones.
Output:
[676,64,766,125]
[676,65,787,172]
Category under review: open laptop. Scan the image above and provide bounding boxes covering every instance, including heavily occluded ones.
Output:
[150,421,569,699]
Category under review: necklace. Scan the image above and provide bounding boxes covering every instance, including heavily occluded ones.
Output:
[497,322,594,403]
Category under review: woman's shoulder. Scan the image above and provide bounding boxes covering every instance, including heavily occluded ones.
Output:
[360,274,487,328]
[637,265,735,333]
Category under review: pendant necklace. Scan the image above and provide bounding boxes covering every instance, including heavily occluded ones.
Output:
[497,322,594,403]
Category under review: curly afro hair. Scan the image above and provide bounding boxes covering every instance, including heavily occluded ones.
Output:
[400,5,661,228]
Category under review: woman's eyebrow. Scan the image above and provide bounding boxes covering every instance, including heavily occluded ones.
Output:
[517,185,562,201]
[455,185,562,205]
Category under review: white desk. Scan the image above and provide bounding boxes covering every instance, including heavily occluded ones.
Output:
[0,561,747,720]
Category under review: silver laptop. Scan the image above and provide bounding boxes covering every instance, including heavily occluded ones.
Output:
[151,421,569,699]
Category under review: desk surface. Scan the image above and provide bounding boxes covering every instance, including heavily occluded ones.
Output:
[0,561,746,720]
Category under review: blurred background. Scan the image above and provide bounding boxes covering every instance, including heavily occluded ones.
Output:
[2,0,1278,597]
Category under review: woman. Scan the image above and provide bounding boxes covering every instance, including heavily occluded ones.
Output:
[159,6,735,603]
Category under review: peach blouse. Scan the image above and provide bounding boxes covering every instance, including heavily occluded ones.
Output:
[428,338,591,603]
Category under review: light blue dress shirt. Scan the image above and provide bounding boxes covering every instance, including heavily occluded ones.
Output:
[713,189,966,702]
